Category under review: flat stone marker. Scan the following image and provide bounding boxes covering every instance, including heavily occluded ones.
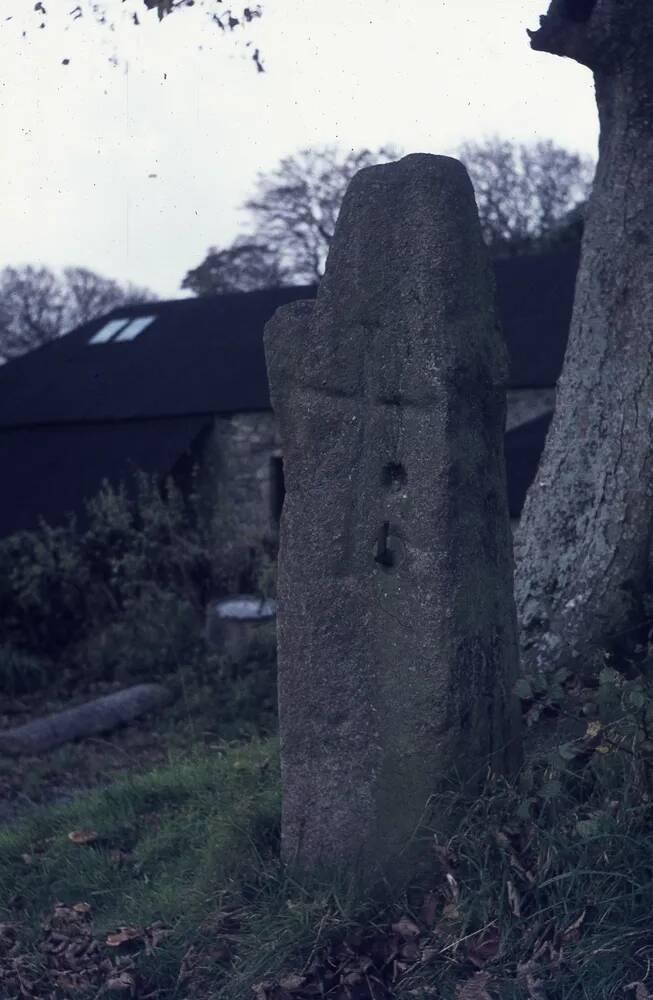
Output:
[264,153,521,875]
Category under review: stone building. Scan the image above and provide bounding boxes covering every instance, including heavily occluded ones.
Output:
[0,246,578,542]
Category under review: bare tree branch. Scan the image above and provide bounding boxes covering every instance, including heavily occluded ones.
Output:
[457,136,594,254]
[0,265,156,360]
[183,145,402,295]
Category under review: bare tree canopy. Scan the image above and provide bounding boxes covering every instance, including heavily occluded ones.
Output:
[242,146,403,282]
[182,145,402,295]
[9,0,261,32]
[140,0,261,30]
[0,265,155,361]
[5,1,264,70]
[457,137,594,253]
[181,240,286,297]
[184,139,594,297]
[514,0,653,676]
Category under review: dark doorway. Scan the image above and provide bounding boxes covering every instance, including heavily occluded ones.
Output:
[270,455,285,525]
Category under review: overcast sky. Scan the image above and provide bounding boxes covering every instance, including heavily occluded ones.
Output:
[0,0,599,300]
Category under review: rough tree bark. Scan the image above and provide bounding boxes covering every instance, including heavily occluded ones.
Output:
[514,0,653,674]
[0,685,171,756]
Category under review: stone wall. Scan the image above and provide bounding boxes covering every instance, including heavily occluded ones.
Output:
[200,389,555,545]
[202,411,281,543]
[507,389,556,530]
[506,387,555,431]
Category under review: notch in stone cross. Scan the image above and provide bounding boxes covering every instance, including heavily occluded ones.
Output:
[374,521,395,568]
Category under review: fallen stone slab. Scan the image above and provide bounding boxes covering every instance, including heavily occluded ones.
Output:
[0,683,172,757]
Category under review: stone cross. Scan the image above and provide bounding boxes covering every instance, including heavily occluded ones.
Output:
[264,153,521,877]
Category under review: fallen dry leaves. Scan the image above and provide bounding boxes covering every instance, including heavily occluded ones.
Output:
[106,920,172,955]
[454,970,493,999]
[625,983,653,1000]
[0,816,634,1000]
[67,829,99,845]
[0,901,171,999]
[106,926,144,948]
[247,824,602,1000]
[249,895,504,1000]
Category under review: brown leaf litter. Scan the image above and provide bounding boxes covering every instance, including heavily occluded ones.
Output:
[0,901,170,999]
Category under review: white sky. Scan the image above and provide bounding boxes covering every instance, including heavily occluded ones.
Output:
[0,0,599,300]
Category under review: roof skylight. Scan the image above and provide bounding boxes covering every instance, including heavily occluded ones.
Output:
[88,315,157,346]
[114,316,157,341]
[88,318,130,344]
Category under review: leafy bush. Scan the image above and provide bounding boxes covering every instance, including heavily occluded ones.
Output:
[0,521,91,658]
[0,644,56,697]
[73,588,205,685]
[513,625,653,834]
[0,474,276,696]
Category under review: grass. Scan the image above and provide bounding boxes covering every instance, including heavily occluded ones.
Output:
[2,716,653,999]
[0,647,279,823]
[0,737,408,999]
[0,739,282,998]
[2,603,653,998]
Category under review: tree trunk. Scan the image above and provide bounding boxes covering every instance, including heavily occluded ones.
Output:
[514,0,653,674]
[0,684,171,756]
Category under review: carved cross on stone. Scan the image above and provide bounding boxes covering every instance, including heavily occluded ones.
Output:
[264,153,522,880]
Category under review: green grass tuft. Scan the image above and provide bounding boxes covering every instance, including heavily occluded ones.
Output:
[3,725,653,999]
[0,739,281,997]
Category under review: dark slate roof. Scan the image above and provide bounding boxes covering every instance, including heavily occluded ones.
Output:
[0,285,315,429]
[0,249,578,430]
[494,248,579,388]
[503,410,553,517]
[0,417,210,537]
[0,253,575,537]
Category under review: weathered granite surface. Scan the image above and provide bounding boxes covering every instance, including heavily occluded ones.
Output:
[264,153,521,875]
